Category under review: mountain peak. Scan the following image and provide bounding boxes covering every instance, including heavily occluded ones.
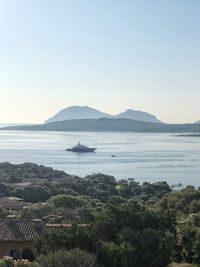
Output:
[115,109,161,123]
[45,106,161,124]
[45,106,109,124]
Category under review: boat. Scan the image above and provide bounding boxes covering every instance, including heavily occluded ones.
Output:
[66,142,96,153]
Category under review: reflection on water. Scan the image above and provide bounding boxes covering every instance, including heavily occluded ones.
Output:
[0,131,200,186]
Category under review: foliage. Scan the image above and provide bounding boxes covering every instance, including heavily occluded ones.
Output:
[0,162,67,183]
[36,201,174,267]
[0,257,39,267]
[35,224,95,254]
[48,194,88,208]
[155,187,200,215]
[37,248,99,267]
[94,200,174,267]
[176,213,200,264]
[0,163,200,266]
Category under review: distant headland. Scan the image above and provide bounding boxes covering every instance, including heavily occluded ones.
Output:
[1,106,200,133]
[1,118,200,133]
[44,106,162,124]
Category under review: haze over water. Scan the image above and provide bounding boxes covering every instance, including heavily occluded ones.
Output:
[0,130,199,186]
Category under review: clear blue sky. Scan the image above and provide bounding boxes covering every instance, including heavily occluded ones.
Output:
[0,0,200,123]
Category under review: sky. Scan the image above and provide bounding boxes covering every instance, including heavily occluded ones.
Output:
[0,0,200,124]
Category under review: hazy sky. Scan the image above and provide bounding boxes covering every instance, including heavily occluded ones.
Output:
[0,0,200,123]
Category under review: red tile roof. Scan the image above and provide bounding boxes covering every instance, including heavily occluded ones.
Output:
[0,220,46,241]
[0,220,87,242]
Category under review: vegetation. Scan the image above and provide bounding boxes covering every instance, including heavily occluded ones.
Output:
[170,264,198,267]
[36,249,99,267]
[0,162,200,266]
[0,162,67,184]
[0,256,39,267]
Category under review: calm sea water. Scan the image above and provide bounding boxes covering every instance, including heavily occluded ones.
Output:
[0,130,199,186]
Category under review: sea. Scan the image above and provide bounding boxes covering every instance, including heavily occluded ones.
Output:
[0,127,199,186]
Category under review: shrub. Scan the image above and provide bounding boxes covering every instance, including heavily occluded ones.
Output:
[0,257,40,267]
[37,248,99,267]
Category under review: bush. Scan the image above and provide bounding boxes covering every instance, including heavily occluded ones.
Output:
[48,194,86,208]
[0,257,40,267]
[37,248,99,267]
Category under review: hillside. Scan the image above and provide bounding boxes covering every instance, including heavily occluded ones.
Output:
[2,118,200,132]
[115,109,161,123]
[45,106,110,123]
[0,162,200,267]
[45,106,161,123]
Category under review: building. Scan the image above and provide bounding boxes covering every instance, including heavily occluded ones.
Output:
[0,219,72,261]
[0,197,31,212]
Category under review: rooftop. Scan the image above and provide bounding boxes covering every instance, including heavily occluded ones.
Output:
[0,219,74,242]
[0,220,46,241]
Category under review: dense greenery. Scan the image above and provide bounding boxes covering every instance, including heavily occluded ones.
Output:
[0,162,200,266]
[36,249,99,267]
[35,202,174,267]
